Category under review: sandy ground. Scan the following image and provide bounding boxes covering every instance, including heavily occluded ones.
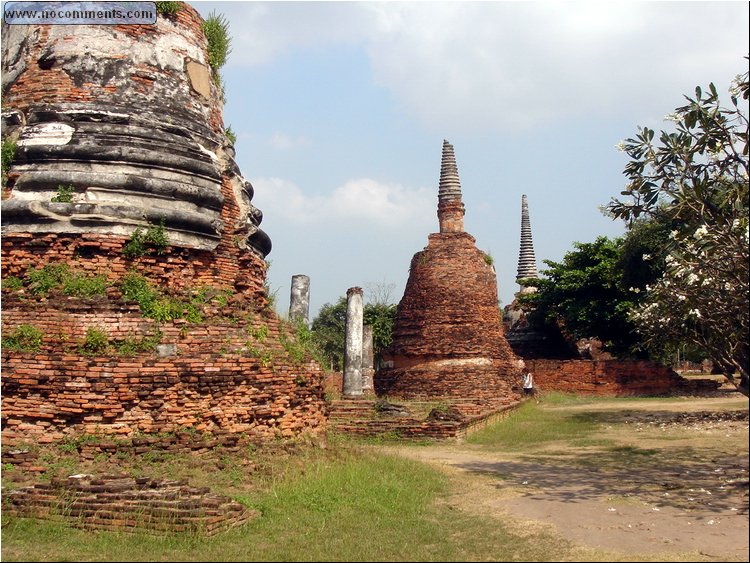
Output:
[385,396,749,561]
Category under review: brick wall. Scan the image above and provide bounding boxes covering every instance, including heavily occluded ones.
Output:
[526,359,718,396]
[1,292,328,445]
[1,233,267,305]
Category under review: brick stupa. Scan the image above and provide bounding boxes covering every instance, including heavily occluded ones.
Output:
[376,141,521,405]
[0,3,327,445]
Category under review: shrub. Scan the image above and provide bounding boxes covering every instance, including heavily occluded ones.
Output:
[123,220,169,259]
[202,11,232,72]
[25,263,107,297]
[79,327,109,355]
[155,1,180,16]
[120,272,158,312]
[62,273,107,298]
[1,138,16,187]
[2,276,24,291]
[2,325,44,352]
[51,184,75,203]
[26,263,70,295]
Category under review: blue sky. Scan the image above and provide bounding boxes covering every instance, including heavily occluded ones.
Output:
[193,1,749,319]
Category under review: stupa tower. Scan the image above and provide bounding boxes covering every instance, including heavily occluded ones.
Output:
[516,194,538,290]
[377,141,521,405]
[437,139,465,233]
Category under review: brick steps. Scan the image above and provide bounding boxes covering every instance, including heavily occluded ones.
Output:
[327,397,521,441]
[4,473,257,536]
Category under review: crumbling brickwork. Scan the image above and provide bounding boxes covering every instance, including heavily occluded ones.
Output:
[526,359,719,396]
[0,2,326,447]
[4,474,254,536]
[1,293,327,445]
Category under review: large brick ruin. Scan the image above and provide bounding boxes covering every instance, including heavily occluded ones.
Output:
[376,141,521,408]
[1,4,327,447]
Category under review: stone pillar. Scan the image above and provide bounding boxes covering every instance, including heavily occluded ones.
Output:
[343,287,364,398]
[289,274,310,325]
[362,325,375,394]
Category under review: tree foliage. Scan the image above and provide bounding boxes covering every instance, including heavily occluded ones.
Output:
[607,64,749,395]
[363,302,397,366]
[310,296,397,371]
[310,297,347,371]
[520,236,645,358]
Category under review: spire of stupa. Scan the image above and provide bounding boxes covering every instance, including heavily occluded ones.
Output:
[437,140,465,233]
[516,194,538,283]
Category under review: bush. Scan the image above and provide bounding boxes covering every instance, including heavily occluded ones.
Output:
[1,138,16,187]
[202,11,232,72]
[79,327,109,355]
[2,325,44,352]
[62,273,107,298]
[155,1,180,16]
[26,263,70,295]
[123,220,169,259]
[51,184,75,203]
[2,276,24,291]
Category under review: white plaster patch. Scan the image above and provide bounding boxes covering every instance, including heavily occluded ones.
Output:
[196,143,219,161]
[57,109,129,119]
[17,122,74,146]
[423,358,494,368]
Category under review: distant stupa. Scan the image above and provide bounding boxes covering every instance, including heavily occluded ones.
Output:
[516,194,538,288]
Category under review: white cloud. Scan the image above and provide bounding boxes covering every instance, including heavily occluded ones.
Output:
[362,2,748,131]
[208,1,749,133]
[252,177,434,228]
[211,2,371,67]
[269,132,310,150]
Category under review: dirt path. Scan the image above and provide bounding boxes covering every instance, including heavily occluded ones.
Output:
[384,397,749,561]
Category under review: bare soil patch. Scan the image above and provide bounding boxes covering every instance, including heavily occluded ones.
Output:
[386,395,749,561]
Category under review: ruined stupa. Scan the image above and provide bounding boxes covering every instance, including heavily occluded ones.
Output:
[1,3,326,445]
[504,195,576,359]
[376,141,521,404]
[516,194,538,286]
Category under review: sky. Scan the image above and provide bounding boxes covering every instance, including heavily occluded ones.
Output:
[193,0,749,320]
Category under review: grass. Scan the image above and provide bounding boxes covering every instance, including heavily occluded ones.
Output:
[465,396,600,449]
[1,440,574,562]
[3,396,747,561]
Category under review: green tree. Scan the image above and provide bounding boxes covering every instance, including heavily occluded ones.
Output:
[310,296,398,371]
[607,66,749,395]
[310,297,347,371]
[363,302,397,367]
[521,236,645,358]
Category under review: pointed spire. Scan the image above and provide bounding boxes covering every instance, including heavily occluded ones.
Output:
[516,194,538,283]
[437,140,465,233]
[438,139,463,202]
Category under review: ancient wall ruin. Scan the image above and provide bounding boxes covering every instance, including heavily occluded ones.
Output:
[1,3,327,445]
[526,359,719,396]
[3,474,255,536]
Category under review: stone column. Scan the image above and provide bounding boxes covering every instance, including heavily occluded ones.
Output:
[289,274,310,325]
[362,325,375,394]
[343,287,364,398]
